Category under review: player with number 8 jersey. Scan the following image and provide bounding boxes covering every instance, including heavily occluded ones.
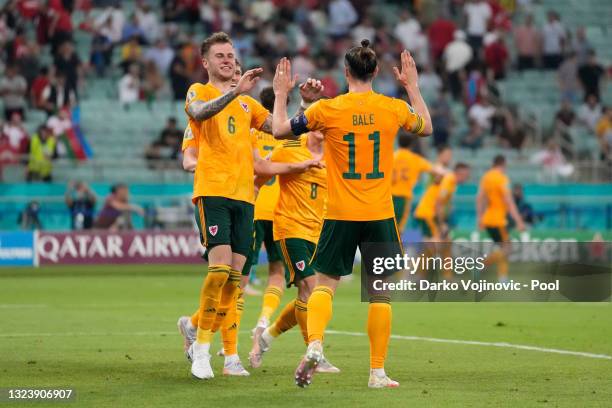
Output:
[272,39,433,389]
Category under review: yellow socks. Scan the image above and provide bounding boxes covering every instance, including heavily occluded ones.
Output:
[218,269,242,356]
[294,299,308,345]
[367,299,392,369]
[211,269,241,332]
[307,286,334,343]
[196,264,231,344]
[259,285,283,323]
[268,299,297,337]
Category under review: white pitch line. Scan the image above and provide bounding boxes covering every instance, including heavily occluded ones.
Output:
[0,304,48,309]
[0,329,610,361]
[327,330,612,360]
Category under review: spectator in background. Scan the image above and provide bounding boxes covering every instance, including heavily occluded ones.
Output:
[90,23,113,77]
[554,100,576,128]
[461,119,485,150]
[418,64,443,98]
[443,30,473,100]
[484,32,509,80]
[14,33,40,87]
[0,132,20,181]
[121,13,145,43]
[94,183,144,231]
[169,51,190,101]
[144,39,174,75]
[394,10,428,66]
[557,52,580,104]
[571,26,592,64]
[41,72,77,114]
[464,0,492,57]
[578,50,605,101]
[327,0,358,39]
[430,90,453,148]
[65,181,97,230]
[145,116,182,168]
[135,1,161,44]
[118,63,141,110]
[512,184,539,226]
[427,9,456,63]
[468,94,496,131]
[200,0,233,34]
[373,57,400,97]
[46,108,72,155]
[1,111,29,155]
[47,0,73,55]
[120,35,143,72]
[577,94,602,132]
[595,107,612,161]
[352,16,375,44]
[26,125,56,182]
[93,2,125,45]
[31,66,52,110]
[142,60,164,108]
[0,64,27,120]
[17,201,43,230]
[53,41,81,99]
[513,14,540,71]
[530,139,574,179]
[541,11,566,70]
[292,49,317,81]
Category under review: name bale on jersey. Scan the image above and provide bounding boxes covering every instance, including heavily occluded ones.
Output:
[353,113,375,126]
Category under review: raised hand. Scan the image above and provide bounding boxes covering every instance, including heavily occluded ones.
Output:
[235,68,263,94]
[393,50,419,88]
[273,57,297,95]
[299,78,325,103]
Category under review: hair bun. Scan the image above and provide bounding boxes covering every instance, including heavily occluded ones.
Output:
[360,39,370,48]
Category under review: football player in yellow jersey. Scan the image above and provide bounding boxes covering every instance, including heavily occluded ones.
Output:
[414,162,470,239]
[391,133,438,231]
[182,33,324,380]
[248,132,338,374]
[272,40,432,388]
[476,155,525,281]
[179,65,325,369]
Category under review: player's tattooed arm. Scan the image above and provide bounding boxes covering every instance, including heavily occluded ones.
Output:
[186,90,238,121]
[187,68,264,121]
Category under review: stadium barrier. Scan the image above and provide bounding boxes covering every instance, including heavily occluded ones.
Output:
[0,230,203,267]
[1,229,610,268]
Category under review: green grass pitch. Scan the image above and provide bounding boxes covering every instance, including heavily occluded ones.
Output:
[1,265,611,407]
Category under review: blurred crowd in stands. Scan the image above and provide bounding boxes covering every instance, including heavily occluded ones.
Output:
[18,180,144,230]
[0,0,610,182]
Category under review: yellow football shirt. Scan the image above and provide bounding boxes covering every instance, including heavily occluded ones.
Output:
[414,181,440,220]
[438,172,457,218]
[252,129,282,221]
[271,136,327,243]
[480,168,510,227]
[391,148,433,199]
[184,82,270,204]
[304,91,427,221]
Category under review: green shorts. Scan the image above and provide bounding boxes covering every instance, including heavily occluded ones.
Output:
[415,217,438,239]
[486,226,509,243]
[194,196,254,258]
[392,196,408,224]
[276,238,316,287]
[243,219,284,276]
[311,218,403,277]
